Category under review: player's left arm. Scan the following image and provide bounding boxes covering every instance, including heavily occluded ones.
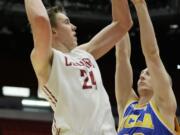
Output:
[77,0,133,60]
[132,0,177,115]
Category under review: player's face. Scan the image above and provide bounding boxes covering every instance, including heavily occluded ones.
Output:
[137,68,153,95]
[53,12,77,49]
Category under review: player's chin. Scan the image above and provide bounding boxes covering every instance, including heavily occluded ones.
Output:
[69,36,77,46]
[138,86,149,93]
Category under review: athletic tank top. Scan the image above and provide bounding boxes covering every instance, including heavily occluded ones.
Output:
[40,48,116,135]
[118,99,174,135]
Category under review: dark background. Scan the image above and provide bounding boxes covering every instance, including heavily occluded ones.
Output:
[0,0,179,115]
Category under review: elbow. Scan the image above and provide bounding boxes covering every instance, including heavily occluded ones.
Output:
[120,17,133,29]
[115,20,133,34]
[112,12,133,30]
[126,19,133,30]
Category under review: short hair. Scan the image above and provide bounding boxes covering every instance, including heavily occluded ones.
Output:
[47,4,66,28]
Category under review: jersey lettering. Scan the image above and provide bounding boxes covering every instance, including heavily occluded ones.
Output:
[80,69,97,89]
[123,113,154,129]
[65,56,94,68]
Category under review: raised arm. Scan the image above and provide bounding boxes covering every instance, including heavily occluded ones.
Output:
[115,34,137,122]
[132,0,176,115]
[25,0,52,84]
[78,0,133,60]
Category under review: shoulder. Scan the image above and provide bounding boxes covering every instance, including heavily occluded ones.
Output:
[149,100,175,132]
[123,98,139,114]
[72,47,95,59]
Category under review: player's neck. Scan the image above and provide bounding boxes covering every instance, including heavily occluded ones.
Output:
[138,95,151,106]
[52,41,71,53]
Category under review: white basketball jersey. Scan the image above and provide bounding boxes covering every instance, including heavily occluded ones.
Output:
[41,48,116,135]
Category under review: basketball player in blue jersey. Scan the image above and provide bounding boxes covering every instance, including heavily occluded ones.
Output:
[24,0,133,134]
[115,0,177,134]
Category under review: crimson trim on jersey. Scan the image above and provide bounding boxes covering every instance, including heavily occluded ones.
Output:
[43,86,57,106]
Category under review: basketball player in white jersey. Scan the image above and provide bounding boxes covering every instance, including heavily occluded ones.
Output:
[24,0,133,134]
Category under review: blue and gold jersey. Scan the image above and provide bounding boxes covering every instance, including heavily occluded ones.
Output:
[118,99,174,135]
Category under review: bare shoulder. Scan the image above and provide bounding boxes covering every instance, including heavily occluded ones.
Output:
[151,97,176,130]
[76,43,89,52]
